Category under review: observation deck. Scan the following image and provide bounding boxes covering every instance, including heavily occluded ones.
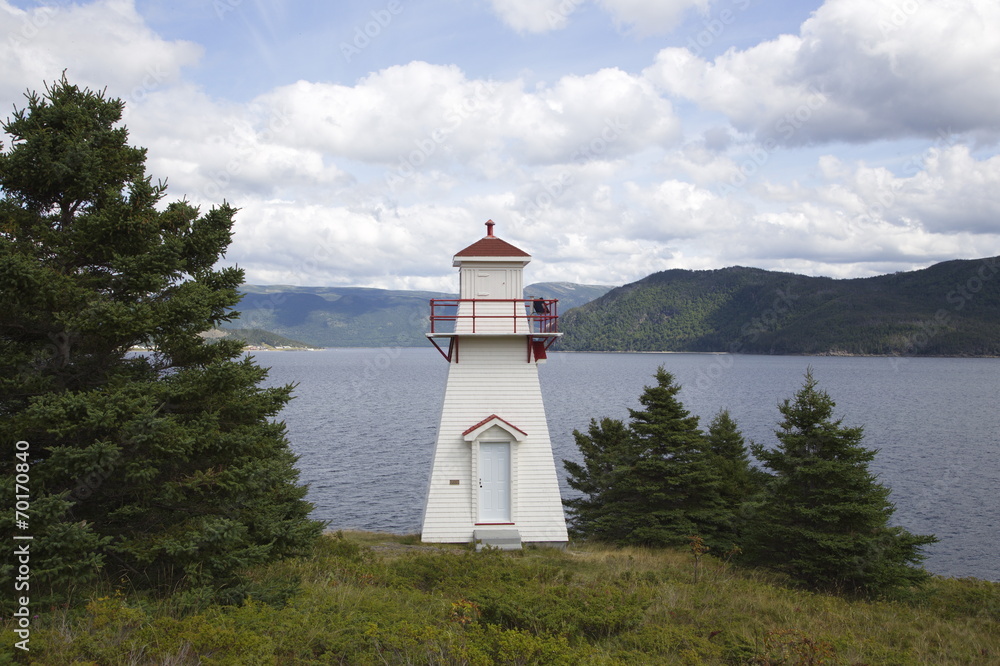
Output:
[426,298,560,362]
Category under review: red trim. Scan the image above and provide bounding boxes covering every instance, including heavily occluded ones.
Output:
[462,414,527,438]
[475,523,516,526]
[429,298,557,335]
[454,236,530,258]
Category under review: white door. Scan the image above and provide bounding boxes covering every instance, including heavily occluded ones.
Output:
[479,442,511,523]
[476,270,507,298]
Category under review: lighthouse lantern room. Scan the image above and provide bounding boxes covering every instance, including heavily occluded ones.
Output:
[421,221,568,549]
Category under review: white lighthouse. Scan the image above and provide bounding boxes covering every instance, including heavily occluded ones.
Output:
[421,220,568,549]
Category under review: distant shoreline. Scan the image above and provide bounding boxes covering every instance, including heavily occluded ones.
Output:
[261,346,1000,359]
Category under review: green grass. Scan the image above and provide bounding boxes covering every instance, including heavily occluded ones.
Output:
[5,531,998,665]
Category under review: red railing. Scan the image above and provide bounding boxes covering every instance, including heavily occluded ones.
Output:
[429,298,559,335]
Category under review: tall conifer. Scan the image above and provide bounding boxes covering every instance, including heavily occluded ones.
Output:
[749,369,936,595]
[626,367,727,547]
[706,409,767,543]
[0,77,322,607]
[562,417,637,542]
[564,367,727,548]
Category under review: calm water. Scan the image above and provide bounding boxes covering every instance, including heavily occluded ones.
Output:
[256,348,1000,581]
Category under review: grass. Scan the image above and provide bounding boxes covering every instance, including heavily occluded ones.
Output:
[4,531,998,665]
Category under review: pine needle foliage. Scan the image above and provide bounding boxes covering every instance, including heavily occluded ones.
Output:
[563,367,728,549]
[0,76,323,608]
[748,369,937,595]
[706,409,768,543]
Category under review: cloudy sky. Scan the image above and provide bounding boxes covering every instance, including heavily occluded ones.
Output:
[2,0,998,291]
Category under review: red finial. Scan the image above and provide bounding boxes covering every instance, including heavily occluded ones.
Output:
[485,220,495,236]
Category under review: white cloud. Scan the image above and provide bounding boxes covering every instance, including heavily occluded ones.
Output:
[251,61,679,192]
[817,145,1000,236]
[488,0,709,35]
[503,68,680,164]
[257,63,505,167]
[0,0,201,105]
[2,0,997,291]
[487,0,578,33]
[123,85,353,208]
[226,200,501,291]
[596,0,710,35]
[645,0,1000,144]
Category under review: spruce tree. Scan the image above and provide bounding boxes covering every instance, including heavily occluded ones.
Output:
[706,409,768,543]
[0,77,322,607]
[749,369,936,595]
[562,417,637,542]
[626,367,727,547]
[563,367,727,548]
[706,409,763,504]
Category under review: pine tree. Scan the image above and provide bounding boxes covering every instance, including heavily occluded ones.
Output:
[626,367,727,547]
[0,76,323,607]
[562,417,637,542]
[563,367,728,548]
[707,410,762,503]
[706,409,768,543]
[748,369,936,595]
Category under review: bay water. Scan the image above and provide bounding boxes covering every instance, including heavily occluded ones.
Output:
[256,348,1000,581]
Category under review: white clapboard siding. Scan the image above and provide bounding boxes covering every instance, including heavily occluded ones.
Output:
[422,227,567,546]
[421,335,569,544]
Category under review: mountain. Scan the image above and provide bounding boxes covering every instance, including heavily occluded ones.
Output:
[225,282,614,348]
[525,282,618,311]
[557,257,1000,356]
[204,327,316,349]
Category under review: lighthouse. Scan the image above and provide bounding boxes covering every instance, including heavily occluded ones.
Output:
[421,221,569,549]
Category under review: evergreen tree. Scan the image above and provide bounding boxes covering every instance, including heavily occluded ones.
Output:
[563,367,728,548]
[562,417,636,542]
[626,367,727,547]
[748,369,936,595]
[706,409,762,503]
[0,77,323,607]
[706,409,768,542]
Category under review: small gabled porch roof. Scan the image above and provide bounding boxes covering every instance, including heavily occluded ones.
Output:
[462,414,528,442]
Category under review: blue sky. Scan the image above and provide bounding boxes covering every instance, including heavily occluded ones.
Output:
[2,0,998,290]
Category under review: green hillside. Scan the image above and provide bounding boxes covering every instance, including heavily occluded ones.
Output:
[226,282,613,348]
[558,257,1000,356]
[213,327,316,349]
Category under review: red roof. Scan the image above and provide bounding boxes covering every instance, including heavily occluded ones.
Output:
[455,237,530,257]
[455,220,530,257]
[462,414,528,438]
